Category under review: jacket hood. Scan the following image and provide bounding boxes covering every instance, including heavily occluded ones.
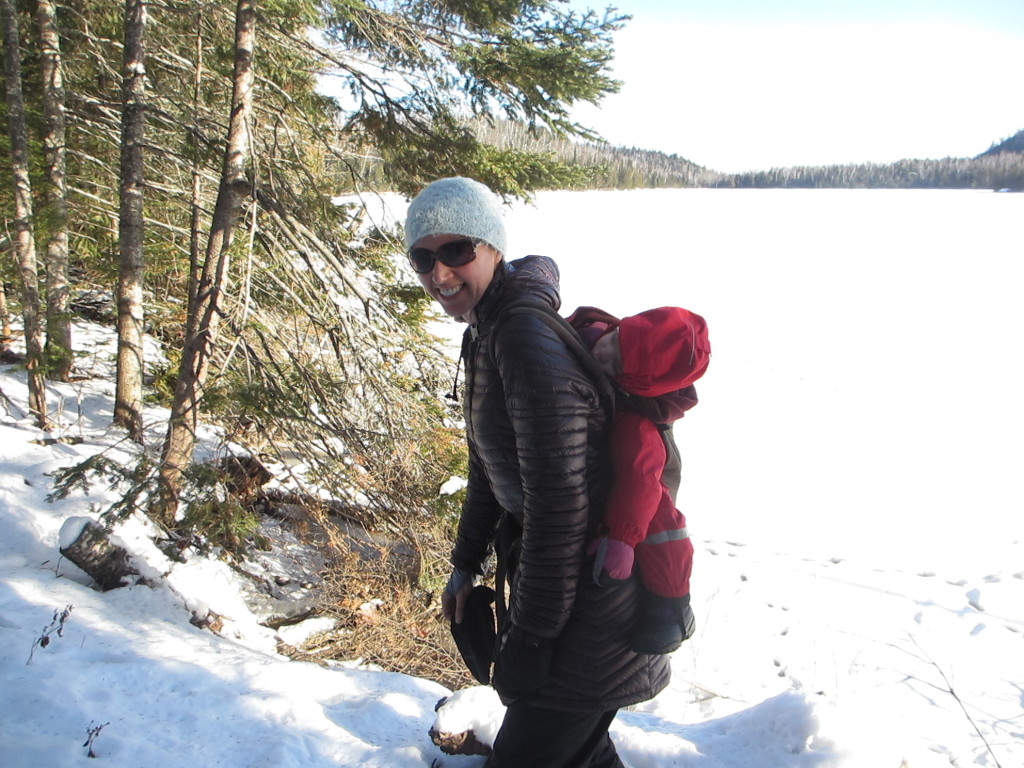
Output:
[618,307,710,398]
[475,255,561,325]
[567,305,620,349]
[567,305,708,424]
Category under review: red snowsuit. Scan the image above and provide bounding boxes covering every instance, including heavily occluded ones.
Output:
[570,306,711,599]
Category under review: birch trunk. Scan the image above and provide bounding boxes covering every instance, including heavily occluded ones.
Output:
[2,0,48,429]
[113,0,147,441]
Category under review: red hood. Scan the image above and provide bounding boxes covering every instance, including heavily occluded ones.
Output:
[617,307,710,398]
[567,305,710,424]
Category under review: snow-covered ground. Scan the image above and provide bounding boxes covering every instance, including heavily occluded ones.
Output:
[2,189,1022,767]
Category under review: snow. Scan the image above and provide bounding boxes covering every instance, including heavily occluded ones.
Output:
[2,189,1022,768]
[439,476,468,496]
[57,517,91,550]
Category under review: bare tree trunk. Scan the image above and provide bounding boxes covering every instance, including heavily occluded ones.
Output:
[2,0,48,430]
[188,5,205,312]
[36,0,72,382]
[114,0,147,441]
[0,279,10,355]
[152,0,256,527]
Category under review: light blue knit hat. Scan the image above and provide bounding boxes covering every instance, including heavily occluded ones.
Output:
[404,177,507,256]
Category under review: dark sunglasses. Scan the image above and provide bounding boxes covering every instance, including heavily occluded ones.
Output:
[408,238,480,274]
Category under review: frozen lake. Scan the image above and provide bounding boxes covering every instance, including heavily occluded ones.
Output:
[505,188,1024,569]
[374,187,1023,570]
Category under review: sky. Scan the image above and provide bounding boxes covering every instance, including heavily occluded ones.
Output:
[1,281,1021,767]
[566,0,1024,172]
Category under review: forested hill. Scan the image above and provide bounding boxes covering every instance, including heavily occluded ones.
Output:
[979,129,1024,158]
[471,118,728,189]
[483,120,1024,191]
[722,127,1024,190]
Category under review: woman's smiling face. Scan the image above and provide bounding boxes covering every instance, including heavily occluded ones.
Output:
[412,233,502,322]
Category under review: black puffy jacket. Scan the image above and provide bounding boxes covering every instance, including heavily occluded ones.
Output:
[451,255,670,711]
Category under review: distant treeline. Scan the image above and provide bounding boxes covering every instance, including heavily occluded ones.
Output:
[470,119,727,189]
[720,153,1024,190]
[474,119,1024,191]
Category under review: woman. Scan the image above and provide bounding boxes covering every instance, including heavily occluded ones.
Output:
[405,177,669,767]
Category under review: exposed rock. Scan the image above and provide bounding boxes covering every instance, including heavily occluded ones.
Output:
[428,726,492,757]
[70,289,116,323]
[220,455,272,501]
[214,460,422,630]
[257,489,422,585]
[332,517,421,586]
[231,515,330,628]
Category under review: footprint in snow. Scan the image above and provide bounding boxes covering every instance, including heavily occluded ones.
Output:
[966,588,984,612]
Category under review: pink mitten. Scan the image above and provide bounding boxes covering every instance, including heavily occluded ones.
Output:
[589,537,635,581]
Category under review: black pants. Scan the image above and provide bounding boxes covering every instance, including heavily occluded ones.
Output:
[486,703,624,768]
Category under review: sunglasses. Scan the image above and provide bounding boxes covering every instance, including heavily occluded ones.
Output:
[408,238,481,274]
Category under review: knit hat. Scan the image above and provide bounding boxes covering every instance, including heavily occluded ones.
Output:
[404,177,507,256]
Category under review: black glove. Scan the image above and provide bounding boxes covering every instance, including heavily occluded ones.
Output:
[491,623,552,701]
[450,585,497,685]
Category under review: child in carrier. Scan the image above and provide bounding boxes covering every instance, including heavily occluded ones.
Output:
[569,305,711,654]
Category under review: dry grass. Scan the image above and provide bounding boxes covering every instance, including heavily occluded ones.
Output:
[280,507,477,693]
[319,588,474,693]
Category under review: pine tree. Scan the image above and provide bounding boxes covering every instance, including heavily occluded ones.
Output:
[2,0,48,429]
[1,0,631,531]
[35,0,73,382]
[152,0,257,527]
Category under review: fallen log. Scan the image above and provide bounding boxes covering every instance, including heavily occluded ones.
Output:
[59,517,141,591]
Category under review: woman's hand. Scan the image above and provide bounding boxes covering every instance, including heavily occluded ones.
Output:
[441,568,477,624]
